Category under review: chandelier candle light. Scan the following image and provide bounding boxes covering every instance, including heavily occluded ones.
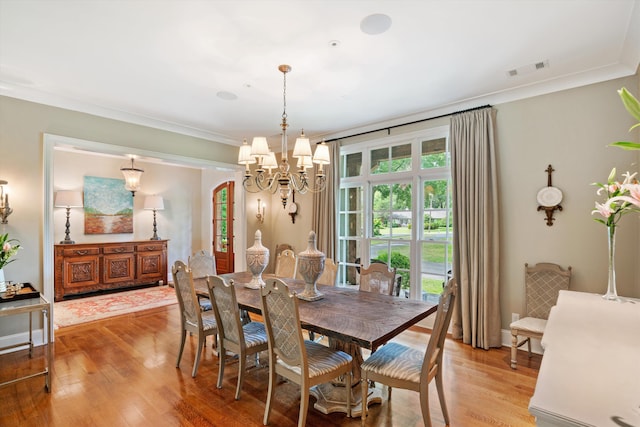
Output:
[238,64,330,208]
[0,180,13,224]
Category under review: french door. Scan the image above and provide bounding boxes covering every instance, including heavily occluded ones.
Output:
[212,181,234,274]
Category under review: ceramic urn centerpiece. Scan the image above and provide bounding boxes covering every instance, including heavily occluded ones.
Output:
[296,231,325,301]
[246,229,269,289]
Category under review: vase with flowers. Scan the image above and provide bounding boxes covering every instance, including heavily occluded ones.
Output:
[591,88,640,301]
[592,169,640,300]
[0,233,21,292]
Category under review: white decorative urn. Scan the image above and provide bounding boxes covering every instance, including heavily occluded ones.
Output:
[246,229,269,289]
[296,231,325,301]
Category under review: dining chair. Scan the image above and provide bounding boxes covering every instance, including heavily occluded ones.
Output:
[510,262,571,369]
[172,260,218,377]
[317,259,338,286]
[274,248,296,278]
[274,243,293,258]
[307,258,338,342]
[359,262,396,296]
[260,277,353,427]
[188,250,217,311]
[360,278,457,427]
[206,275,268,400]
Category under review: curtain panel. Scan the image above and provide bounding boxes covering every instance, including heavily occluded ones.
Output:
[450,108,502,349]
[312,141,339,261]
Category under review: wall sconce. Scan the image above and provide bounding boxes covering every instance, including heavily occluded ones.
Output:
[55,190,84,244]
[0,180,13,224]
[256,198,265,224]
[143,195,164,240]
[120,157,144,197]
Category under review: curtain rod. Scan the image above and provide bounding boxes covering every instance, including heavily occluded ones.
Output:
[323,104,492,143]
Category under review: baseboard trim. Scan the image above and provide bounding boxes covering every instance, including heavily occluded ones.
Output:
[0,329,45,355]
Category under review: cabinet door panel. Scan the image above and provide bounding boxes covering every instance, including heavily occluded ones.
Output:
[137,251,164,281]
[103,254,135,283]
[63,256,100,289]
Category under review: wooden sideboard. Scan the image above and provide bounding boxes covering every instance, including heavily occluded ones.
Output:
[54,240,168,301]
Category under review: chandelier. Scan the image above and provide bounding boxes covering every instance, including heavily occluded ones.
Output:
[238,64,330,209]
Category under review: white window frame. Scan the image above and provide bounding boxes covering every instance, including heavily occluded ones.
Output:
[337,125,450,301]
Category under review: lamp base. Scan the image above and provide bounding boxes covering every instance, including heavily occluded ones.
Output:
[150,236,161,241]
[59,239,75,244]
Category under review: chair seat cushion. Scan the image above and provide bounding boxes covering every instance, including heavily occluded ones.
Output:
[198,298,213,311]
[361,342,423,383]
[510,316,546,334]
[242,321,268,348]
[187,311,217,332]
[277,340,352,378]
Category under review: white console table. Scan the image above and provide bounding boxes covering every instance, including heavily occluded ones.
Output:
[529,290,640,427]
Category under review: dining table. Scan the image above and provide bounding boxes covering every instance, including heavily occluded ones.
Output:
[193,271,438,416]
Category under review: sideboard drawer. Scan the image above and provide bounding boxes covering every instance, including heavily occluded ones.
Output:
[103,245,135,254]
[62,247,100,257]
[136,243,165,252]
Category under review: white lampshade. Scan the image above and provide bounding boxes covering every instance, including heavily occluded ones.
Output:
[250,137,270,157]
[292,132,312,158]
[312,141,331,165]
[144,195,164,210]
[55,190,84,208]
[297,155,313,170]
[238,139,256,165]
[262,151,278,172]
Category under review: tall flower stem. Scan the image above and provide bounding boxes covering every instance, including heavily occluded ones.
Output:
[603,224,620,301]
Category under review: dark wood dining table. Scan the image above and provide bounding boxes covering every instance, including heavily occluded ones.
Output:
[193,271,438,415]
[193,271,437,352]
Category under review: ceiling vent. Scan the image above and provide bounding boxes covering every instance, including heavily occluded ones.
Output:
[507,60,550,77]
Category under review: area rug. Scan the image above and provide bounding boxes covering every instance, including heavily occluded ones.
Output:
[54,285,177,329]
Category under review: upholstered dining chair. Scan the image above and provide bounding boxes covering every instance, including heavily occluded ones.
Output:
[359,262,396,296]
[206,275,268,400]
[510,262,571,369]
[260,277,353,427]
[172,260,218,377]
[317,259,338,286]
[307,259,338,342]
[360,278,457,427]
[274,248,296,278]
[188,250,217,311]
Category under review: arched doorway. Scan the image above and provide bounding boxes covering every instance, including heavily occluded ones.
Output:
[213,181,234,274]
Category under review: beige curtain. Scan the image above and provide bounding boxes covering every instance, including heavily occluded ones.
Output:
[312,141,339,260]
[450,108,501,349]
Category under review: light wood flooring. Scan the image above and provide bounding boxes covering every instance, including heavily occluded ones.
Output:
[0,304,541,426]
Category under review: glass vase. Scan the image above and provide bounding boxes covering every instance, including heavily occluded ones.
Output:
[603,224,620,301]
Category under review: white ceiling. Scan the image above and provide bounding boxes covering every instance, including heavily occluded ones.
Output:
[1,0,639,147]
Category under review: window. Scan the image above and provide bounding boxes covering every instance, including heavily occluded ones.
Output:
[337,127,451,302]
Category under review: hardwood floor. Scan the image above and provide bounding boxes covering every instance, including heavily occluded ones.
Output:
[0,304,541,426]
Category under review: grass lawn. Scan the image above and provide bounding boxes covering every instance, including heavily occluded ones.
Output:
[375,226,450,295]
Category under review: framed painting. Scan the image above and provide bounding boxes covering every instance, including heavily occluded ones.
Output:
[83,176,133,234]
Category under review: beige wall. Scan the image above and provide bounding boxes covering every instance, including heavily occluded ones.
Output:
[0,71,638,341]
